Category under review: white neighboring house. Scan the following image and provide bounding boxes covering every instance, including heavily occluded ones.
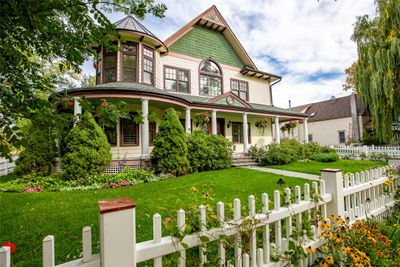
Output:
[281,94,371,146]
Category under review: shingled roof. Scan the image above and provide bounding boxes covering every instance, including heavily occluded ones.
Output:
[291,95,367,122]
[114,15,157,38]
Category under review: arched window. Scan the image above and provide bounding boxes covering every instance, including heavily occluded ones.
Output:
[199,60,222,96]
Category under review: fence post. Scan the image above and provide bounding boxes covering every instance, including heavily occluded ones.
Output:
[0,246,10,267]
[99,197,136,267]
[321,169,345,218]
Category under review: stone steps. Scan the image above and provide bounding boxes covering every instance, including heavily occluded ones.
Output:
[232,153,259,167]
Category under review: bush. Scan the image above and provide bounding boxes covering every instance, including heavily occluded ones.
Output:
[309,152,339,162]
[302,142,321,158]
[14,126,58,176]
[151,108,190,176]
[61,112,111,180]
[248,145,267,162]
[187,130,233,172]
[320,146,336,153]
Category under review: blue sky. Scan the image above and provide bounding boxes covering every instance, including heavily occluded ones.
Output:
[83,0,376,108]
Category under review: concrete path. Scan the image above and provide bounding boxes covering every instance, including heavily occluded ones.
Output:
[247,166,320,181]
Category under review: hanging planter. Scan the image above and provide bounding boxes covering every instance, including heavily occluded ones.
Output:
[193,112,210,129]
[281,121,297,135]
[255,118,269,134]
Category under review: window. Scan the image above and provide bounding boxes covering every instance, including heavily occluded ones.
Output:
[143,46,155,85]
[103,43,118,82]
[164,66,190,93]
[120,114,139,146]
[231,79,249,101]
[231,122,251,143]
[199,60,222,96]
[149,122,157,145]
[122,42,138,82]
[338,130,346,144]
[308,134,313,142]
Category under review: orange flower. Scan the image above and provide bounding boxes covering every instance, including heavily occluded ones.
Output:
[319,261,328,267]
[306,246,316,254]
[325,256,334,264]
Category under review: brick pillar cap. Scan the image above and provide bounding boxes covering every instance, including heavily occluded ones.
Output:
[99,197,136,214]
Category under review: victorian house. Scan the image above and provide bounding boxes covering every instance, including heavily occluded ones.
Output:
[67,5,308,169]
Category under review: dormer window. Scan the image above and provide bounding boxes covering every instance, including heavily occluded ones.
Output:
[143,46,155,85]
[199,60,222,96]
[122,42,138,82]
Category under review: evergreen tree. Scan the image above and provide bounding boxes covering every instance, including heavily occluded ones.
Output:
[351,0,400,143]
[62,112,111,180]
[151,108,190,176]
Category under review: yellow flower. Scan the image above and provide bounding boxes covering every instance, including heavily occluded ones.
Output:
[319,220,330,232]
[341,247,352,254]
[202,193,209,199]
[325,256,334,264]
[321,245,329,253]
[384,180,393,186]
[306,246,316,254]
[190,186,198,193]
[319,261,328,267]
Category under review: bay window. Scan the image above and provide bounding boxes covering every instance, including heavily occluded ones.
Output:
[122,42,138,82]
[143,46,155,85]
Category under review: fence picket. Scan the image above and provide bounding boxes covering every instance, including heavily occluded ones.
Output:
[217,201,225,266]
[273,190,282,251]
[234,198,242,267]
[262,193,270,264]
[0,246,10,267]
[153,214,162,267]
[248,195,256,267]
[43,235,55,267]
[82,226,92,262]
[177,209,186,267]
[198,205,207,266]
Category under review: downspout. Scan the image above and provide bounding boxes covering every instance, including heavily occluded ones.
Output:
[269,77,282,107]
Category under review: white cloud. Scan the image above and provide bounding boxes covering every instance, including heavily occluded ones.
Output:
[83,0,376,108]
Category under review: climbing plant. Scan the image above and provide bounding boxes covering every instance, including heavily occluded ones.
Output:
[351,0,400,143]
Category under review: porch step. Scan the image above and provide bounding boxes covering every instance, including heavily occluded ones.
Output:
[232,153,260,167]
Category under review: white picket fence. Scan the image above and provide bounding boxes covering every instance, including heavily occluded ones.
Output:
[0,156,18,176]
[0,163,399,267]
[335,145,400,158]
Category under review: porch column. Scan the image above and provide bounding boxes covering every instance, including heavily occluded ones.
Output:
[303,118,309,144]
[185,108,191,134]
[141,98,149,156]
[211,109,217,135]
[73,96,82,116]
[243,112,249,152]
[274,116,280,144]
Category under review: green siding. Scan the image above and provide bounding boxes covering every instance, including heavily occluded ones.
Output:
[170,26,243,68]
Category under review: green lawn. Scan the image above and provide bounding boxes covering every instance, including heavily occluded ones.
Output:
[0,168,311,267]
[268,160,387,175]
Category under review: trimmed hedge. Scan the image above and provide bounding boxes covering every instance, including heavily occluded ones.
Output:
[309,152,339,162]
[187,130,233,172]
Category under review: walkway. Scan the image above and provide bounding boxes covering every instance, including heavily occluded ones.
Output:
[247,166,320,181]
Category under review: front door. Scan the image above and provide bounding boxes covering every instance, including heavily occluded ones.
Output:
[207,118,225,136]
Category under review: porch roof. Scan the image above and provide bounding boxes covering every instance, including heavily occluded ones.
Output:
[66,82,307,118]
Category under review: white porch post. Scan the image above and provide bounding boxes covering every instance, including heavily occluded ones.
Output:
[243,112,249,152]
[274,116,280,144]
[303,118,309,144]
[212,109,217,135]
[73,96,82,116]
[141,98,149,156]
[185,108,191,134]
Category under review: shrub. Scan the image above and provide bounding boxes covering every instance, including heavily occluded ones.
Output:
[187,130,233,172]
[320,146,336,153]
[261,143,294,165]
[302,141,321,158]
[248,145,267,162]
[309,152,339,162]
[151,108,190,176]
[61,112,111,180]
[14,126,58,176]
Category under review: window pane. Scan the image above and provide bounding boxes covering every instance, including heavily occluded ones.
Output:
[144,47,154,58]
[200,75,221,96]
[178,70,188,82]
[123,43,137,52]
[165,79,176,90]
[178,81,188,92]
[239,82,248,91]
[149,122,156,145]
[144,58,153,72]
[123,55,137,81]
[232,123,241,143]
[200,60,220,74]
[231,81,238,90]
[121,118,137,145]
[144,72,153,84]
[166,68,176,79]
[240,91,247,100]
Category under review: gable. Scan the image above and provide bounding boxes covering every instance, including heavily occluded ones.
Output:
[169,25,243,68]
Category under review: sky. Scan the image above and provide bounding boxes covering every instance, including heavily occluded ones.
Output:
[83,0,377,108]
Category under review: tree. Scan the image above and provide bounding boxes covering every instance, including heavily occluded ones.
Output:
[151,108,190,176]
[62,112,111,180]
[81,74,96,88]
[0,0,167,159]
[351,0,400,143]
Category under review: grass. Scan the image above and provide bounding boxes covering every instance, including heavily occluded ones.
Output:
[0,168,311,267]
[268,160,387,175]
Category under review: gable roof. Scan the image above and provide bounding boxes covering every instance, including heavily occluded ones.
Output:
[207,91,253,109]
[114,15,168,53]
[164,5,257,69]
[291,95,367,122]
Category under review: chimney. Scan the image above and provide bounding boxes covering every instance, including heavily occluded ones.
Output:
[288,100,292,110]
